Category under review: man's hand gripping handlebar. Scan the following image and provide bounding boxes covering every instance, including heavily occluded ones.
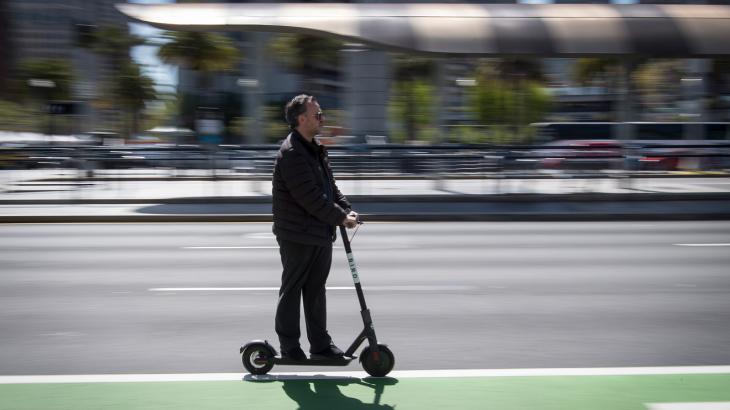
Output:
[342,211,360,229]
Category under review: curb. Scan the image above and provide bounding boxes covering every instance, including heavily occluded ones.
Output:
[2,192,730,206]
[2,212,730,224]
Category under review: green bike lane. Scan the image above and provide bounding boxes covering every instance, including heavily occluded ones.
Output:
[2,368,730,410]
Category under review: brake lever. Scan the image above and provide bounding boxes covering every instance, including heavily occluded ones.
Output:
[349,218,363,243]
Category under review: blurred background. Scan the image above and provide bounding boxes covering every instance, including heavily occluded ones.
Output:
[1,2,730,408]
[0,0,729,180]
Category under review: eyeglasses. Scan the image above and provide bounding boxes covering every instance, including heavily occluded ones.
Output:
[315,111,325,121]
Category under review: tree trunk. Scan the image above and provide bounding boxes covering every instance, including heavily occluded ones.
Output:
[406,80,416,142]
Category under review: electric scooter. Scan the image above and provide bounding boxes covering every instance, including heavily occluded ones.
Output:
[241,221,395,377]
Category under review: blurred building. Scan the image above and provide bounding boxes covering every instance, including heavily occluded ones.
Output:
[0,0,10,95]
[134,0,730,143]
[4,0,129,131]
[8,0,124,62]
[282,0,727,141]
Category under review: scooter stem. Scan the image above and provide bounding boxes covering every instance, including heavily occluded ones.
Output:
[340,223,380,357]
[340,224,368,312]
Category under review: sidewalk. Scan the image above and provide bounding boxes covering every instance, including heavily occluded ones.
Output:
[1,169,729,222]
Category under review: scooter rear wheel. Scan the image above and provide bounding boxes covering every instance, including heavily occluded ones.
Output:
[242,342,275,375]
[360,344,394,377]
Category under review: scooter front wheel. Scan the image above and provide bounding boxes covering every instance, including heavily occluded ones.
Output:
[360,344,394,377]
[242,342,275,375]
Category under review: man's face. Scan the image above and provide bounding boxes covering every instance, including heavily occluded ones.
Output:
[298,100,324,138]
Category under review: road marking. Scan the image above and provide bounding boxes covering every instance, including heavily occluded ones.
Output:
[148,285,475,292]
[383,366,730,378]
[151,287,305,291]
[647,403,730,410]
[182,246,343,249]
[674,243,730,247]
[2,366,730,384]
[183,246,279,249]
[38,332,84,338]
[245,233,275,239]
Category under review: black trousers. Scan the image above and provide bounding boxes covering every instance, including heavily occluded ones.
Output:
[275,238,333,353]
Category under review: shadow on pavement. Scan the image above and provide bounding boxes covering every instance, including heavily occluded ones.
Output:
[245,375,398,409]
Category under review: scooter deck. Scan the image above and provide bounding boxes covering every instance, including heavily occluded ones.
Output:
[272,355,356,366]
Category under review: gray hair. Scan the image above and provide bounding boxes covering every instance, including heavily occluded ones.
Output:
[284,94,316,130]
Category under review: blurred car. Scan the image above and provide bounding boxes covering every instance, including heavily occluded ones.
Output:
[78,131,123,146]
[535,140,624,171]
[12,147,77,169]
[636,147,684,171]
[82,148,149,169]
[634,142,730,171]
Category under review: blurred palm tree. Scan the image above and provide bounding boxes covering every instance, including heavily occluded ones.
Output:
[389,79,435,143]
[575,58,689,122]
[390,55,436,143]
[633,60,683,119]
[3,59,73,133]
[573,58,622,87]
[17,58,75,101]
[268,33,342,94]
[158,31,240,99]
[90,26,145,68]
[82,25,158,138]
[157,31,240,132]
[114,62,157,138]
[494,58,545,84]
[469,59,550,144]
[573,57,635,125]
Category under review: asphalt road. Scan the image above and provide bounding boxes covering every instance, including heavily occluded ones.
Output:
[1,221,729,375]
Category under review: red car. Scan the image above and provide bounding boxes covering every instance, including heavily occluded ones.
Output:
[537,140,624,171]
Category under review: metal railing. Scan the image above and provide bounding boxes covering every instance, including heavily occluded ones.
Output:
[2,142,730,177]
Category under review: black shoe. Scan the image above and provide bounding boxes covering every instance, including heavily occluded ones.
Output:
[281,346,307,361]
[311,344,345,359]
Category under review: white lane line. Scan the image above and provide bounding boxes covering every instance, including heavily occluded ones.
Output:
[647,403,730,410]
[674,243,730,247]
[182,246,343,249]
[2,366,730,384]
[245,233,275,239]
[388,366,730,378]
[151,287,306,292]
[183,246,279,249]
[148,285,475,292]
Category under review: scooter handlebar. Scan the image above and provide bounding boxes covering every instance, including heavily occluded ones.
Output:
[342,213,362,228]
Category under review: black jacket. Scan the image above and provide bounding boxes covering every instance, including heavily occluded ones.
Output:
[272,130,351,246]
